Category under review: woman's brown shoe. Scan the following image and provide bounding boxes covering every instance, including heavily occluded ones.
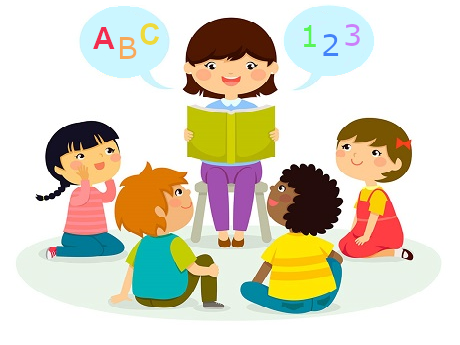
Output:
[232,238,245,248]
[218,238,231,247]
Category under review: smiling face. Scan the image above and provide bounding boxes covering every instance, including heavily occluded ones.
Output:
[161,185,194,232]
[54,137,121,185]
[267,180,299,227]
[336,136,402,184]
[184,54,278,99]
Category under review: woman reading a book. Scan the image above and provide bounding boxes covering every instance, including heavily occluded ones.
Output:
[183,18,279,247]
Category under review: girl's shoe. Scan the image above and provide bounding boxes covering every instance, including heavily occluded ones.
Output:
[231,238,244,248]
[218,238,231,247]
[401,248,414,260]
[46,247,57,259]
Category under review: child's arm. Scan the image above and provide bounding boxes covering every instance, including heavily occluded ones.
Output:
[187,262,219,277]
[100,179,116,202]
[70,165,91,206]
[328,250,343,264]
[110,265,133,303]
[355,212,379,245]
[252,261,272,283]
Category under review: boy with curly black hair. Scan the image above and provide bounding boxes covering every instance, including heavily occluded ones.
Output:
[240,163,343,313]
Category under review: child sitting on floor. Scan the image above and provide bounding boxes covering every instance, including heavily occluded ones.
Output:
[110,163,224,308]
[241,163,343,314]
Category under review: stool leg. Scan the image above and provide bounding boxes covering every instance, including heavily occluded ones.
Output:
[191,192,207,243]
[255,192,272,243]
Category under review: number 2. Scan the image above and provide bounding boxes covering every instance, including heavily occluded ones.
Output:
[346,24,360,46]
[323,34,338,56]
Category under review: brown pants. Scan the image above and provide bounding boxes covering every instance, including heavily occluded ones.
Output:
[135,254,217,307]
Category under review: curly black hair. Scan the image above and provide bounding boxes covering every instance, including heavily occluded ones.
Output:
[281,164,342,236]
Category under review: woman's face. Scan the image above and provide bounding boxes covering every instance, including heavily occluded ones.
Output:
[184,53,278,97]
[336,136,401,183]
[54,138,121,185]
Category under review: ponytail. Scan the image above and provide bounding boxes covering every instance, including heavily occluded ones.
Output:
[36,179,71,201]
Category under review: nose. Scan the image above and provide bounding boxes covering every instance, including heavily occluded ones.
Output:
[353,152,357,157]
[186,189,191,195]
[270,186,275,191]
[99,153,103,157]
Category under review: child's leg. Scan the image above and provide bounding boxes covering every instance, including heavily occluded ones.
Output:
[57,233,104,257]
[93,232,124,256]
[240,281,313,314]
[201,164,230,236]
[135,254,216,307]
[311,258,343,311]
[368,248,394,258]
[233,163,262,238]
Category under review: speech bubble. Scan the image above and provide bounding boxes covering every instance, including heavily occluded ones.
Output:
[80,6,169,89]
[284,6,374,89]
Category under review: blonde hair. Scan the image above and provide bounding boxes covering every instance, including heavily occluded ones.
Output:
[115,162,188,237]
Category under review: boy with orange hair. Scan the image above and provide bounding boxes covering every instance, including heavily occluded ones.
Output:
[110,163,224,308]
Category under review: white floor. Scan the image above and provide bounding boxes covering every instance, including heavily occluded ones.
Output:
[16,226,441,321]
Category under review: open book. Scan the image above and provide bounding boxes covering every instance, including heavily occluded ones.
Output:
[187,105,275,164]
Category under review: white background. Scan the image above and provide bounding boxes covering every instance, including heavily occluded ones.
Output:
[2,0,458,343]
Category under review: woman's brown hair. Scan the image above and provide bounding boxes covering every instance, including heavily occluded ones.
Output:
[184,17,277,99]
[115,163,188,237]
[337,118,412,182]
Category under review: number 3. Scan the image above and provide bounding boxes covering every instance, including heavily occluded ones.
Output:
[346,24,360,46]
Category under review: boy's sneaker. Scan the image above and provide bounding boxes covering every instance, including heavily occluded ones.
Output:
[46,247,57,259]
[203,301,224,308]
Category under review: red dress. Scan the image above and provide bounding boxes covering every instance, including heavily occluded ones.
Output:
[339,188,404,258]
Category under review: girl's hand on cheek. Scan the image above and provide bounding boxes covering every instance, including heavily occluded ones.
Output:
[77,164,90,181]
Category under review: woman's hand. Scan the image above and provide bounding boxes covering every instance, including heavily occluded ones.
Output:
[184,129,194,142]
[355,234,370,246]
[110,293,132,304]
[77,164,89,181]
[270,128,279,142]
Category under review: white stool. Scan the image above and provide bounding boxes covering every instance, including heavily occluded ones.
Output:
[191,181,272,243]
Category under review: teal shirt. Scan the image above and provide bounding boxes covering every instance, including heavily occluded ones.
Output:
[127,234,197,299]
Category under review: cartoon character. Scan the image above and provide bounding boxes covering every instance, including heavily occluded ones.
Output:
[240,164,343,314]
[336,118,413,260]
[36,121,124,259]
[183,18,279,247]
[110,163,224,308]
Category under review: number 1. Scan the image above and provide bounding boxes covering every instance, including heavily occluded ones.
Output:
[304,25,316,47]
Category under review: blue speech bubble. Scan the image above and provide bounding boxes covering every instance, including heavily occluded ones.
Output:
[285,6,374,89]
[80,6,169,89]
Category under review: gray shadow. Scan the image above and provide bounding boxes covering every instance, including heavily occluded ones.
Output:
[192,305,232,312]
[186,235,271,250]
[39,248,127,263]
[110,296,200,310]
[343,257,401,263]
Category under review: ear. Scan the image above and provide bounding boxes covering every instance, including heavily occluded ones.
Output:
[392,158,402,172]
[184,62,194,74]
[268,61,279,75]
[155,206,166,218]
[54,166,65,176]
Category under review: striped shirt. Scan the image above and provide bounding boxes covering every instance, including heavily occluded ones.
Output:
[262,233,336,300]
[63,179,116,235]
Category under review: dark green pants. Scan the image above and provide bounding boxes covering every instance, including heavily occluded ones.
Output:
[135,254,217,307]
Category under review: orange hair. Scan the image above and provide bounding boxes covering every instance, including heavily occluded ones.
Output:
[115,162,188,237]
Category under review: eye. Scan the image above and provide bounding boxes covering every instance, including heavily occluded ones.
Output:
[371,150,382,157]
[278,185,286,192]
[246,62,258,70]
[341,144,351,151]
[174,188,183,197]
[204,62,216,70]
[105,147,115,155]
[75,153,85,160]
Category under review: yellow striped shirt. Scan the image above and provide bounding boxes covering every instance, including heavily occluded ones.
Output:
[262,233,336,300]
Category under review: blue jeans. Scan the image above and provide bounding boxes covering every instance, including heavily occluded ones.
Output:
[56,232,124,257]
[240,258,342,314]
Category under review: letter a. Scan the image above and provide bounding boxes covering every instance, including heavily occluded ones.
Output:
[93,27,114,49]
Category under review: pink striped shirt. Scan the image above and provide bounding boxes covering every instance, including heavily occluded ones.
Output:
[63,179,116,235]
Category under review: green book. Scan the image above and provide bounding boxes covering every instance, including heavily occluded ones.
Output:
[187,105,275,164]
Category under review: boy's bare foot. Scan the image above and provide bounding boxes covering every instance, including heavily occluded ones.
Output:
[203,301,224,308]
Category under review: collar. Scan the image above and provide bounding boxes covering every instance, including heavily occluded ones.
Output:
[364,185,381,190]
[221,98,242,107]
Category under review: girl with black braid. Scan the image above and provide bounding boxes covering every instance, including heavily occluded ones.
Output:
[37,121,124,259]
